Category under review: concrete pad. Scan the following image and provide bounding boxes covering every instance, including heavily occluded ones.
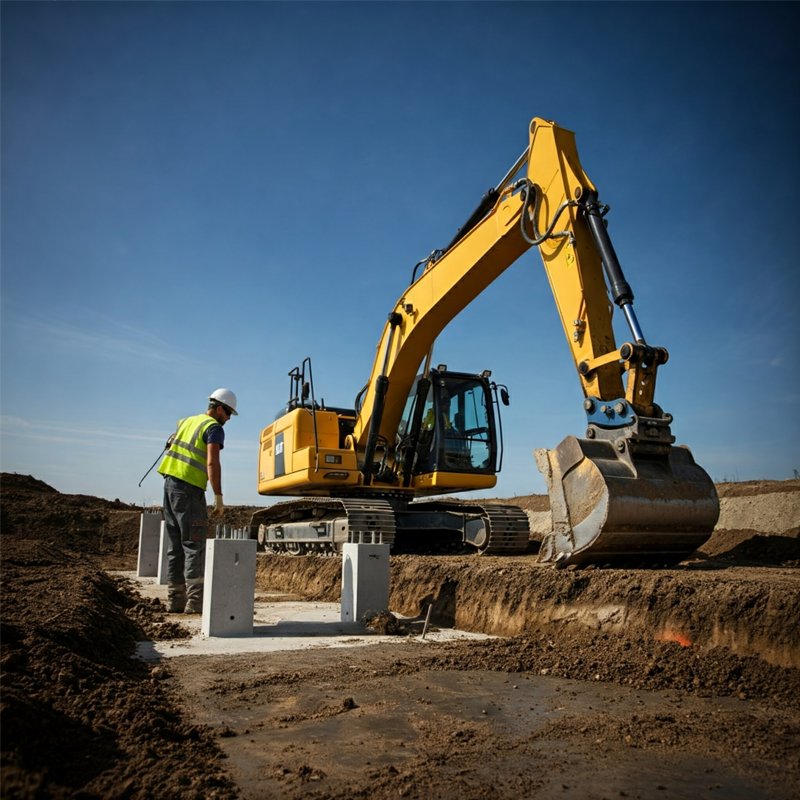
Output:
[156,521,169,585]
[340,542,390,623]
[113,572,493,662]
[136,512,161,577]
[201,538,257,637]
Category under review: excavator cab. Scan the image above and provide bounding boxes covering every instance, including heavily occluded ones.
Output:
[397,368,499,481]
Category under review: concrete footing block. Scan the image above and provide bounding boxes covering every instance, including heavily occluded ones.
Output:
[157,522,169,585]
[201,538,257,637]
[137,511,162,578]
[341,543,391,624]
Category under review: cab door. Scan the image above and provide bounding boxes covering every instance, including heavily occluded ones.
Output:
[397,370,498,479]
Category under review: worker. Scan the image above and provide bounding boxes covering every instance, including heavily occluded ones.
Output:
[158,388,238,614]
[423,394,453,430]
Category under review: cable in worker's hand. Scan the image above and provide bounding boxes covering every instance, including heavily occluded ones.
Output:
[138,434,176,487]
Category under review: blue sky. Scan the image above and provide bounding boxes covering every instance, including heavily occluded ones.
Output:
[2,1,798,506]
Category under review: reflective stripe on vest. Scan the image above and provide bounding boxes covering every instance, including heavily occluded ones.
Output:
[158,414,219,490]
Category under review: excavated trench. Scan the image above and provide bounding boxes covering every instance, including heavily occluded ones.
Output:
[255,482,800,669]
[256,552,800,669]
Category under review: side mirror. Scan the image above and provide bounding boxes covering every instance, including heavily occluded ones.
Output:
[500,388,510,406]
[302,382,310,400]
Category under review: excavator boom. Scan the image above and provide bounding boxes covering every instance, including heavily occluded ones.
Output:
[356,119,628,451]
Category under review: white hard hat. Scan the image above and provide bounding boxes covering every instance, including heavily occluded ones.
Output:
[209,388,238,415]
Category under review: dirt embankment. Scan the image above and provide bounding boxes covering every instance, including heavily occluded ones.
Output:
[0,473,144,571]
[1,475,238,800]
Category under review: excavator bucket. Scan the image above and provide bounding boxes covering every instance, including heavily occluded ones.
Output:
[535,435,719,568]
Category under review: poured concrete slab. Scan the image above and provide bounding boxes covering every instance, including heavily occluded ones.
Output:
[114,572,492,662]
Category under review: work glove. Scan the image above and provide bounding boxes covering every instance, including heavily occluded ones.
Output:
[211,494,224,518]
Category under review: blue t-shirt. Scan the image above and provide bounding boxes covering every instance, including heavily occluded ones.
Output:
[203,422,225,449]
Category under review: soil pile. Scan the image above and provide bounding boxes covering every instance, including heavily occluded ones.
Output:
[0,473,144,570]
[0,475,237,799]
[702,479,800,566]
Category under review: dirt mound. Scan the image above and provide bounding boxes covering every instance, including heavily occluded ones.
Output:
[0,473,60,494]
[715,478,800,498]
[364,609,411,635]
[0,476,239,798]
[0,473,260,571]
[463,493,551,513]
[700,529,800,566]
[0,538,236,799]
[1,473,144,570]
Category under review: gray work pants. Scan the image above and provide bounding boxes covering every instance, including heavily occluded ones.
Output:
[163,475,208,585]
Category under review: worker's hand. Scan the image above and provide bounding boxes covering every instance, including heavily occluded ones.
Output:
[165,433,176,449]
[211,494,224,518]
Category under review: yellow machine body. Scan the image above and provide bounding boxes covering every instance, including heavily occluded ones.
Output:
[258,409,360,495]
[257,409,497,497]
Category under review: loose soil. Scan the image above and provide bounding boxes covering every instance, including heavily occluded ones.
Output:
[1,473,799,799]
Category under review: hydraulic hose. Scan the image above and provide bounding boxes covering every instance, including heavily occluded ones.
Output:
[441,187,500,255]
[519,179,578,246]
[361,312,403,483]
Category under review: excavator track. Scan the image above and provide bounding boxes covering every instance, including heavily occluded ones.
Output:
[401,499,531,555]
[338,497,397,545]
[251,497,396,555]
[251,497,530,556]
[475,504,532,554]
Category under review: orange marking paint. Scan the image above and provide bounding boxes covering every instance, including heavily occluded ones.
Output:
[655,629,692,648]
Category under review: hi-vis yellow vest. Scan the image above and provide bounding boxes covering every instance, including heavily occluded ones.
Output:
[158,414,219,490]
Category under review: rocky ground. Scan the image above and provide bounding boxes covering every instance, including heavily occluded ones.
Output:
[1,473,799,799]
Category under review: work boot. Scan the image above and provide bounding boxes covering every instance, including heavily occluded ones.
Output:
[166,584,186,613]
[185,580,204,615]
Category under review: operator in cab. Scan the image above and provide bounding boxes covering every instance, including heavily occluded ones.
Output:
[423,393,453,431]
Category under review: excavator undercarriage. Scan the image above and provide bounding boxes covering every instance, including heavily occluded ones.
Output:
[251,496,530,556]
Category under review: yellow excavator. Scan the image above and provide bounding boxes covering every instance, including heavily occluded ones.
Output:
[253,117,719,567]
